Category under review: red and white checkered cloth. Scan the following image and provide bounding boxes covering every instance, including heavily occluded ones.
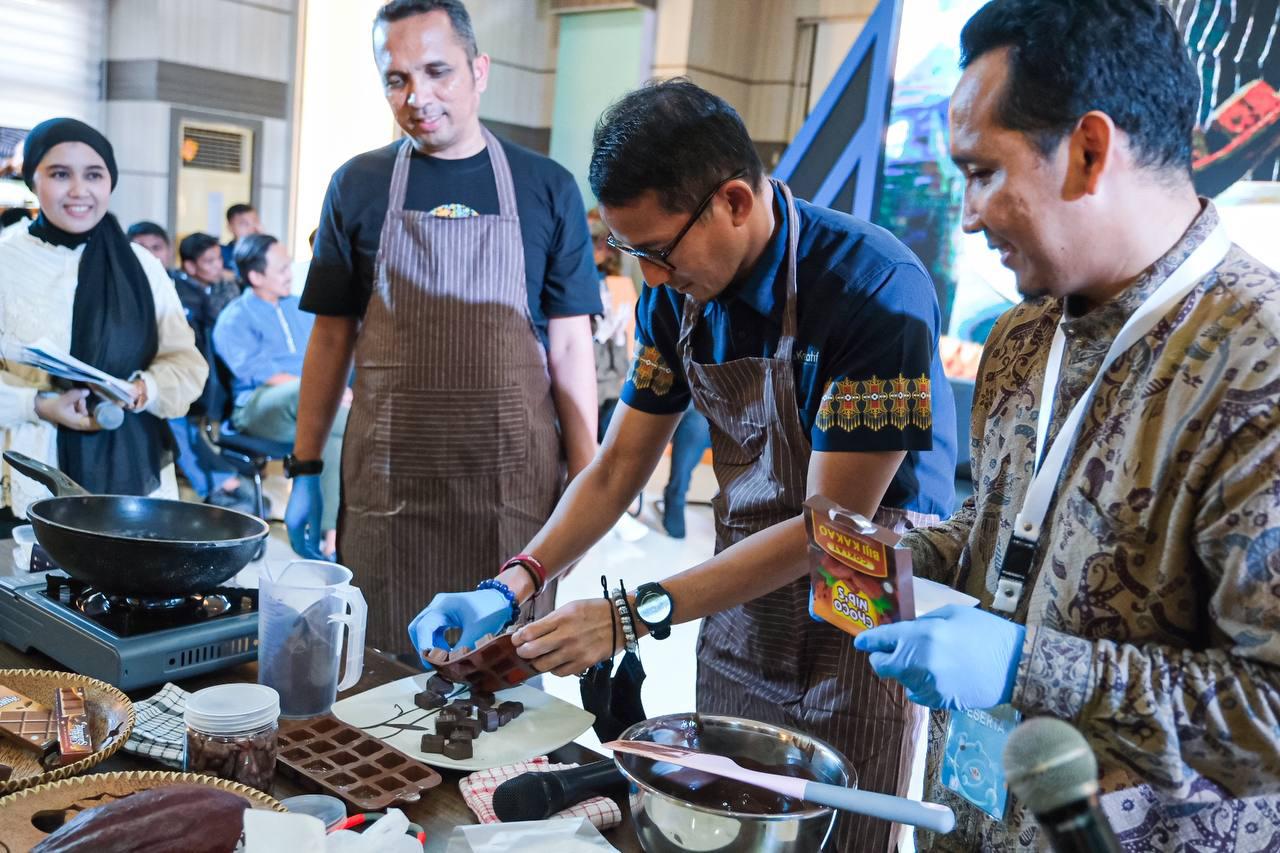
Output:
[459,756,623,830]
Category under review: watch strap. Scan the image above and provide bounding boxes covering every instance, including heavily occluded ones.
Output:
[284,455,324,478]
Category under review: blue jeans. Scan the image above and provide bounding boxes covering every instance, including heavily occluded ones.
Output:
[169,417,237,499]
[665,406,711,506]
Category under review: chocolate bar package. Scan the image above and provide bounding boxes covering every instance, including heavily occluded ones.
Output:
[0,684,58,753]
[804,495,915,637]
[54,687,92,760]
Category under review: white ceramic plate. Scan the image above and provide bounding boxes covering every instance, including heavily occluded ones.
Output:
[331,676,595,772]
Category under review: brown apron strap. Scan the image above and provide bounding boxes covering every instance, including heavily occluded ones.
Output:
[480,126,519,220]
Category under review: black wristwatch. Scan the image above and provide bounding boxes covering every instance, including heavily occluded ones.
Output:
[634,582,674,640]
[283,455,324,478]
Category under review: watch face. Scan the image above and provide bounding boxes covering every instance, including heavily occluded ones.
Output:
[637,591,672,624]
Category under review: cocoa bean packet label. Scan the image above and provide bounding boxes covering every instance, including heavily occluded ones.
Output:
[0,684,58,753]
[804,496,916,638]
[55,687,93,758]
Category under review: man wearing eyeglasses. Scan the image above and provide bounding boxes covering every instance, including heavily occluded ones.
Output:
[411,79,957,853]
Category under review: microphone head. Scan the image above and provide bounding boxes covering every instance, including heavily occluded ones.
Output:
[92,401,124,430]
[1002,717,1099,815]
[492,772,557,822]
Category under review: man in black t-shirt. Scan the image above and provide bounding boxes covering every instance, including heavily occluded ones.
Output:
[287,0,600,653]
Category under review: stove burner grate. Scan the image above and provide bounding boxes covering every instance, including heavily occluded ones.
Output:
[40,574,257,638]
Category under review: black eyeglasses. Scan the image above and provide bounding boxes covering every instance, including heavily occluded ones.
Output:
[606,171,747,272]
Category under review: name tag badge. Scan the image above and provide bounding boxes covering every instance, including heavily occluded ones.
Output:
[941,704,1020,821]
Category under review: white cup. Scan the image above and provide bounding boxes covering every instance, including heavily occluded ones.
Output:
[11,525,35,572]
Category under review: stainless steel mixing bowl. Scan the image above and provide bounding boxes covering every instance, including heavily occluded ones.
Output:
[614,713,857,852]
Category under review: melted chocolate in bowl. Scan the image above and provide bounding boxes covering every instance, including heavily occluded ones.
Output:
[627,715,824,815]
[648,757,818,814]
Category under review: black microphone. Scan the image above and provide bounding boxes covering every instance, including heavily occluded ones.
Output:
[1003,717,1122,853]
[492,760,629,822]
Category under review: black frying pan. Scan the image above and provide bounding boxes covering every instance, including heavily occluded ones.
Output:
[3,451,269,599]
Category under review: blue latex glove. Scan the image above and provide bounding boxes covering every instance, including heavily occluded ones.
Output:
[854,605,1026,711]
[808,585,822,622]
[285,474,325,560]
[408,589,515,667]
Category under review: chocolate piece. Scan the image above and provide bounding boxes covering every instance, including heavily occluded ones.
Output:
[448,726,473,743]
[419,734,445,754]
[54,687,92,761]
[425,674,454,695]
[435,719,456,739]
[0,763,11,781]
[437,707,462,723]
[470,691,496,708]
[0,684,57,753]
[413,691,445,711]
[479,707,500,733]
[497,700,523,719]
[442,738,472,760]
[452,719,482,738]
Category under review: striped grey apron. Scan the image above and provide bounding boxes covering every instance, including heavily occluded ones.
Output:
[338,130,563,653]
[682,180,933,853]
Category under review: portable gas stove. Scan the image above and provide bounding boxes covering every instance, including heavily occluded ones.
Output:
[0,548,259,690]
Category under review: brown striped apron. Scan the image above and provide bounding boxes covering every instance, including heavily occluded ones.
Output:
[682,181,933,853]
[338,130,563,654]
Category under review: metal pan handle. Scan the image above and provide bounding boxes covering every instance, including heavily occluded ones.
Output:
[2,451,91,497]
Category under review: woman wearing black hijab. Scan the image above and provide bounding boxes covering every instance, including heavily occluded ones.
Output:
[0,118,207,531]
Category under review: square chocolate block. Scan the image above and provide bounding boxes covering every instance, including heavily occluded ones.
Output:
[470,691,496,708]
[448,727,473,742]
[413,691,445,711]
[426,674,455,695]
[443,738,473,760]
[437,707,462,723]
[419,734,445,753]
[435,719,457,739]
[452,719,482,738]
[479,708,500,733]
[497,700,524,718]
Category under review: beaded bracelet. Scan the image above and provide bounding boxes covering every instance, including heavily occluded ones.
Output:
[611,587,638,654]
[476,578,520,628]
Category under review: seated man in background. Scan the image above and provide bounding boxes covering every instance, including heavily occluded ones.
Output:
[126,220,172,268]
[214,234,348,554]
[221,203,261,280]
[160,230,250,510]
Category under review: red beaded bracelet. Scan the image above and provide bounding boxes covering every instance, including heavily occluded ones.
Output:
[501,553,547,591]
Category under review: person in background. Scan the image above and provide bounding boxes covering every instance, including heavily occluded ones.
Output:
[855,1,1280,849]
[142,227,251,511]
[125,220,172,268]
[289,0,600,651]
[221,203,261,280]
[589,208,647,542]
[213,234,348,555]
[0,118,206,529]
[658,405,711,539]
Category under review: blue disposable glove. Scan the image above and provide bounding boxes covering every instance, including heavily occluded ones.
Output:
[408,589,515,667]
[854,605,1026,711]
[808,585,822,622]
[285,474,325,560]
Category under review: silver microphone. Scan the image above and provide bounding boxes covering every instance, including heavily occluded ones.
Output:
[1003,717,1122,853]
[91,399,124,430]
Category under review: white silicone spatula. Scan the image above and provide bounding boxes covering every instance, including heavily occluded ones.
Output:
[605,740,956,835]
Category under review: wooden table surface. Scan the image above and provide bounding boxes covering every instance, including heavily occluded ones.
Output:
[0,641,641,852]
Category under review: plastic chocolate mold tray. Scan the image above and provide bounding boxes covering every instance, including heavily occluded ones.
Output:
[435,633,540,694]
[276,715,441,810]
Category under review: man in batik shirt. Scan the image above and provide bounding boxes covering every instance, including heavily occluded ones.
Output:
[855,1,1280,850]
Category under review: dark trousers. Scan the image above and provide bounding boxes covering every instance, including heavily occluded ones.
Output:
[665,406,711,505]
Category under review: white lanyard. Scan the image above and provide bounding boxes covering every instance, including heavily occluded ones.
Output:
[274,304,297,354]
[992,224,1231,613]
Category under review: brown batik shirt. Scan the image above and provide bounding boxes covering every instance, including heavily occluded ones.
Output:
[903,203,1280,851]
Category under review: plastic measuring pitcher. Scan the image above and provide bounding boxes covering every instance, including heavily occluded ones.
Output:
[258,560,367,718]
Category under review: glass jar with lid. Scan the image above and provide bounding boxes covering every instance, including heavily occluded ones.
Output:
[184,683,280,793]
